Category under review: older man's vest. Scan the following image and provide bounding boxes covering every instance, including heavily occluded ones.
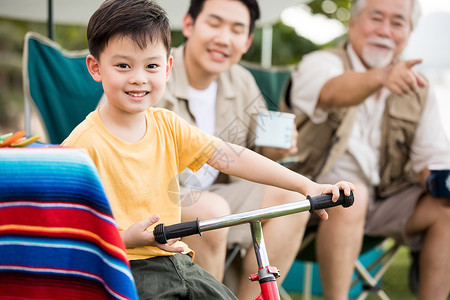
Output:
[286,45,428,198]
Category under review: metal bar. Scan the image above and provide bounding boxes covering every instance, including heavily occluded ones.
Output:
[198,199,310,232]
[304,262,313,300]
[47,0,54,39]
[261,24,273,68]
[24,99,31,136]
[251,221,269,268]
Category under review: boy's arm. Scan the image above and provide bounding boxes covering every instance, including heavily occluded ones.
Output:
[207,141,353,201]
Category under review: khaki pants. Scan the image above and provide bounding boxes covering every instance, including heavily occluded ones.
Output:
[366,185,425,251]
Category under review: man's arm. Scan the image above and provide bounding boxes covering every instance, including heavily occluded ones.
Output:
[318,58,426,108]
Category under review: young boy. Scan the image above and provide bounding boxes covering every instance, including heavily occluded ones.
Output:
[63,0,354,298]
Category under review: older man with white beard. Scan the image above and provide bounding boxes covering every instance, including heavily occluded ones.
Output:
[287,0,450,299]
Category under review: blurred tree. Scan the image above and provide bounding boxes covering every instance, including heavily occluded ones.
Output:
[0,18,87,130]
[242,0,352,66]
[242,21,320,66]
[0,0,352,131]
[308,0,352,20]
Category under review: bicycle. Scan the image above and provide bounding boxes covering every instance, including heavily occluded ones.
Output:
[154,190,354,300]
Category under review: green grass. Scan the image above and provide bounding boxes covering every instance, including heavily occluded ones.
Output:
[286,245,418,300]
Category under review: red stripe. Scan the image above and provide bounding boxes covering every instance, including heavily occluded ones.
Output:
[0,272,112,299]
[0,205,126,260]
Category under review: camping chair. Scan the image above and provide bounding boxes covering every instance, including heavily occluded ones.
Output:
[239,63,401,300]
[241,61,293,112]
[23,31,104,144]
[291,228,400,300]
[0,147,138,299]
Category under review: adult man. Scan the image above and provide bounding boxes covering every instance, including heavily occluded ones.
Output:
[157,0,334,298]
[288,0,450,299]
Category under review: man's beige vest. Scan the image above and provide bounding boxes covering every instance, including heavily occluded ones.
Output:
[284,45,428,198]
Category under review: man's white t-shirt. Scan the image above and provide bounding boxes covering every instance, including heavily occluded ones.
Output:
[180,81,220,190]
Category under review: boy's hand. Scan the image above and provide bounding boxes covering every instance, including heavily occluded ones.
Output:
[120,214,185,253]
[311,181,355,221]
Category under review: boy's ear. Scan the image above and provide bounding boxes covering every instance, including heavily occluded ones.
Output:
[182,14,194,39]
[166,55,173,81]
[86,54,102,82]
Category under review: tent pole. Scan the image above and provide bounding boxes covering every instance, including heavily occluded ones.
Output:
[48,0,54,39]
[261,24,273,68]
[24,99,31,136]
[26,0,54,136]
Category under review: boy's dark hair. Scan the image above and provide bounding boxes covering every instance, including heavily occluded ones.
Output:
[87,0,171,59]
[187,0,260,35]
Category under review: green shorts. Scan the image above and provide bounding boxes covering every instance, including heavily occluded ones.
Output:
[130,254,237,299]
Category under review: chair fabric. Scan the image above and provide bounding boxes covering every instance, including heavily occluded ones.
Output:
[0,147,138,300]
[23,32,104,144]
[294,229,400,300]
[296,226,388,261]
[241,62,293,111]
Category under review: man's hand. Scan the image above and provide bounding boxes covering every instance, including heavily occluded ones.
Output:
[382,58,427,95]
[120,214,185,253]
[261,124,299,161]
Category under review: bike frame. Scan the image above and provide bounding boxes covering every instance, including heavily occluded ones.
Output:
[154,191,353,300]
[200,200,313,299]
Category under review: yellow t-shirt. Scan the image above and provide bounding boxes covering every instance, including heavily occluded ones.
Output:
[62,107,220,260]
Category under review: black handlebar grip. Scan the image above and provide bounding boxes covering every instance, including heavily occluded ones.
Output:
[308,190,354,213]
[153,218,201,244]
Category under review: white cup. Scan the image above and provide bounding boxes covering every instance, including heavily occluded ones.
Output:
[255,111,295,149]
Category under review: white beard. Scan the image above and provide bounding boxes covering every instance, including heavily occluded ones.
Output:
[362,44,394,68]
[361,37,395,68]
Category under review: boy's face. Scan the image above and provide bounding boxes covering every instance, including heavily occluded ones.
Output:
[86,35,172,114]
[182,0,253,76]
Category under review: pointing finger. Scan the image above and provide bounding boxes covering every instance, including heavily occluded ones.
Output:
[405,58,423,69]
[412,69,427,88]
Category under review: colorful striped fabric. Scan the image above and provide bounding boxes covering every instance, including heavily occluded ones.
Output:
[0,147,138,300]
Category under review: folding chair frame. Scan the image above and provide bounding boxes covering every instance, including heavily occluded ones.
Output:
[280,232,400,300]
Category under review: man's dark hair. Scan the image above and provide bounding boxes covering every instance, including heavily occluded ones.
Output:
[87,0,171,59]
[187,0,260,35]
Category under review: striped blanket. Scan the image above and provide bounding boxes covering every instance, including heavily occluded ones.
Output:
[0,147,138,300]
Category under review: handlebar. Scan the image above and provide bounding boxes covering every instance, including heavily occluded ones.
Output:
[154,190,354,244]
[154,219,202,244]
[308,189,353,212]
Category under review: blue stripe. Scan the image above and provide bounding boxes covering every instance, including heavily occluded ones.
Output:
[0,150,112,215]
[0,236,135,298]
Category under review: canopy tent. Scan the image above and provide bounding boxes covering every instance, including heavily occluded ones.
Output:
[0,0,304,29]
[1,0,306,136]
[0,0,307,66]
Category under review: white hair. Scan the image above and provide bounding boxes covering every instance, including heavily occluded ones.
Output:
[351,0,421,30]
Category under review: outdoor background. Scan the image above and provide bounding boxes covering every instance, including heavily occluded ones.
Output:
[0,0,449,298]
[1,0,449,140]
[0,0,355,136]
